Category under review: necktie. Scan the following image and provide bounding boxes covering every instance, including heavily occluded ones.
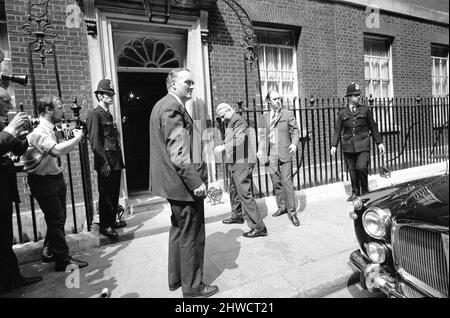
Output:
[53,127,62,167]
[269,110,278,148]
[270,110,277,129]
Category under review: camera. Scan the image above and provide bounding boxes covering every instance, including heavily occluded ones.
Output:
[58,119,85,140]
[5,111,39,139]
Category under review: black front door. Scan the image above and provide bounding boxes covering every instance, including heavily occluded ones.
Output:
[118,72,167,193]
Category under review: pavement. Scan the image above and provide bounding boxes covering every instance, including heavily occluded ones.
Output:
[1,161,447,298]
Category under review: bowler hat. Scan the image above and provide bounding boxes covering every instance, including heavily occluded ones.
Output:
[345,82,361,97]
[94,79,115,95]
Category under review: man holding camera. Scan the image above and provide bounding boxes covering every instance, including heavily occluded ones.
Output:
[24,96,88,272]
[86,79,125,240]
[0,87,42,293]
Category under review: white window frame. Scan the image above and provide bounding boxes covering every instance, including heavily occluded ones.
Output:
[431,45,449,130]
[364,35,394,101]
[364,35,395,133]
[0,0,15,106]
[431,48,449,97]
[256,27,298,109]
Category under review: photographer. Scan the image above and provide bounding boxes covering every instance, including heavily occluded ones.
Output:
[0,87,42,294]
[24,96,88,272]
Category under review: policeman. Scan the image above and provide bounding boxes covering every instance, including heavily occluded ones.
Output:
[331,82,385,201]
[0,87,42,293]
[86,79,126,239]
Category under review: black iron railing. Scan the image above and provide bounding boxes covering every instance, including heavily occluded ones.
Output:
[220,96,449,198]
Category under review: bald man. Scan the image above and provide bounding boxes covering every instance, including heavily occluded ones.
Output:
[214,103,266,238]
[0,87,42,294]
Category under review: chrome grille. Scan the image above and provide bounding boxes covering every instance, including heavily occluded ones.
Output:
[393,224,449,298]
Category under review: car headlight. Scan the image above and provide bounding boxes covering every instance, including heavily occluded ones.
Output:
[365,242,388,264]
[352,197,364,210]
[362,207,391,239]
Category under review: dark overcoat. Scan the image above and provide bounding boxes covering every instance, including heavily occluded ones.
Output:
[149,94,207,202]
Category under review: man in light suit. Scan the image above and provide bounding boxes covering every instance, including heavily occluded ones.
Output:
[149,68,219,298]
[257,90,300,227]
[214,103,266,238]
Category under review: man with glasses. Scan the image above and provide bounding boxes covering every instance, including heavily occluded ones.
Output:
[149,68,219,298]
[257,90,300,227]
[87,79,126,240]
[214,103,266,238]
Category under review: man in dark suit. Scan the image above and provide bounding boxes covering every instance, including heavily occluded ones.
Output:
[0,87,42,294]
[214,103,267,238]
[257,90,300,227]
[149,68,219,298]
[87,79,126,240]
[331,82,385,201]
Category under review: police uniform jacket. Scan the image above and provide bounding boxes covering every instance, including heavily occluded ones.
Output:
[149,94,208,202]
[331,105,382,153]
[0,122,28,203]
[86,106,125,171]
[222,112,256,171]
[258,108,300,162]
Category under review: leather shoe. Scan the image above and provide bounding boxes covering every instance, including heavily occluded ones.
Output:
[112,220,127,229]
[42,246,55,263]
[183,284,219,298]
[222,217,244,224]
[100,227,119,239]
[288,214,300,227]
[347,193,358,202]
[169,281,181,291]
[55,257,88,272]
[13,275,42,288]
[272,210,287,217]
[242,227,268,238]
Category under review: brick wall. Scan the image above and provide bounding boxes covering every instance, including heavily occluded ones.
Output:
[208,0,449,109]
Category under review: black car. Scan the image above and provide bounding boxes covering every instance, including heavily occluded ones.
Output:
[349,170,449,298]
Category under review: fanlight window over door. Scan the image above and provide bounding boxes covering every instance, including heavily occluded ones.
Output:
[117,37,181,68]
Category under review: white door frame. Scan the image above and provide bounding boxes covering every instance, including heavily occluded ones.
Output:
[87,8,213,211]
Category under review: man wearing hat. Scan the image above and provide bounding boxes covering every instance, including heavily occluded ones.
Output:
[331,82,385,201]
[87,79,126,239]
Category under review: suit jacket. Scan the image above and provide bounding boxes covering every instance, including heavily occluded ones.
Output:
[331,105,382,153]
[149,94,207,202]
[222,112,256,171]
[86,106,124,171]
[258,108,300,162]
[0,122,28,203]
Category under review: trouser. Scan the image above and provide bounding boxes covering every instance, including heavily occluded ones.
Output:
[344,151,370,195]
[167,199,205,293]
[97,170,121,229]
[268,158,296,216]
[229,166,265,230]
[28,173,70,264]
[0,200,21,286]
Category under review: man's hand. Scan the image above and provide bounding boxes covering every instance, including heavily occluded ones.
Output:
[193,183,207,198]
[330,146,337,157]
[72,129,84,141]
[378,143,386,156]
[4,112,28,137]
[213,144,225,154]
[288,144,297,153]
[100,164,111,177]
[256,150,263,159]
